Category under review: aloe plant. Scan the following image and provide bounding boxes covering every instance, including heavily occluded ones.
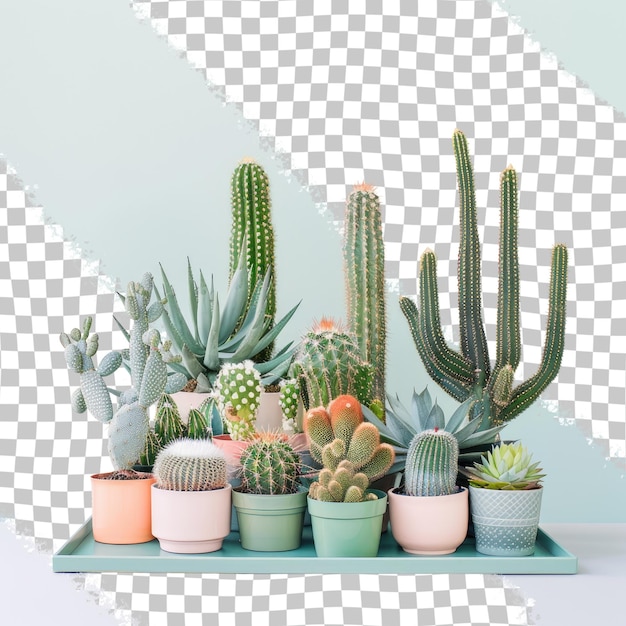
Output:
[400,129,568,427]
[155,251,299,392]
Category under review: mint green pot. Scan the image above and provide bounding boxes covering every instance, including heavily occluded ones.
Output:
[307,489,388,557]
[232,486,308,552]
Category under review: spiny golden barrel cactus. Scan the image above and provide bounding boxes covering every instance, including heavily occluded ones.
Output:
[305,394,394,502]
[400,129,568,427]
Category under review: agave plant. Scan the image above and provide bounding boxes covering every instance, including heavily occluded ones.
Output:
[149,250,300,392]
[363,386,506,474]
[460,442,545,490]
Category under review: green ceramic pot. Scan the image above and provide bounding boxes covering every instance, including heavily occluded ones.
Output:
[469,485,543,556]
[307,489,388,557]
[232,486,308,552]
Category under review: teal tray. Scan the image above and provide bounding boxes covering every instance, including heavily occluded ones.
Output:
[53,519,577,575]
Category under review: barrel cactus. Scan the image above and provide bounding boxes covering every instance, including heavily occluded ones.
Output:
[344,183,386,405]
[153,438,228,491]
[400,129,568,427]
[306,395,395,502]
[215,360,262,440]
[293,318,374,411]
[405,428,459,497]
[239,433,300,495]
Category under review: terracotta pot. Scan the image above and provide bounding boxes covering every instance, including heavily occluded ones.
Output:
[211,435,253,467]
[388,487,469,555]
[151,483,232,553]
[91,473,155,544]
[255,391,283,432]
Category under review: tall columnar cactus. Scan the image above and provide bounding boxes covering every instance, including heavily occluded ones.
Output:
[154,393,185,445]
[215,360,262,440]
[240,433,300,495]
[404,428,459,497]
[153,438,228,491]
[229,158,276,361]
[344,183,387,404]
[305,395,394,502]
[400,129,568,427]
[293,318,374,411]
[60,274,187,469]
[278,378,301,433]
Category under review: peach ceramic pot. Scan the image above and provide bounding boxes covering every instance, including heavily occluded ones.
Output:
[151,483,232,553]
[211,435,254,467]
[255,391,284,432]
[388,487,469,555]
[91,473,156,544]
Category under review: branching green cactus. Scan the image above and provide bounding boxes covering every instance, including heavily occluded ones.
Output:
[60,274,187,469]
[229,158,276,361]
[158,254,298,392]
[405,428,459,497]
[215,360,262,440]
[240,433,300,495]
[305,395,394,502]
[400,129,568,426]
[344,183,387,404]
[153,438,228,491]
[293,318,374,411]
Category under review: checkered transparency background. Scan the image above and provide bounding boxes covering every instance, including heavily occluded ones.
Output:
[1,0,625,624]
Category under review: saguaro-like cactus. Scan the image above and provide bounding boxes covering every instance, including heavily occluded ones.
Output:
[404,428,459,497]
[229,158,276,361]
[344,183,387,404]
[305,395,394,502]
[293,318,374,411]
[400,130,568,426]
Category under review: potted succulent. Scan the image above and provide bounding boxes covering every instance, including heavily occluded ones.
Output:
[151,438,232,553]
[460,442,545,556]
[232,433,307,551]
[305,395,395,557]
[399,129,568,430]
[388,428,468,555]
[60,275,187,544]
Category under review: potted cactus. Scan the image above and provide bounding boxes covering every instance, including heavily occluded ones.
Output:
[399,129,568,430]
[231,433,307,551]
[60,274,187,544]
[304,395,395,557]
[151,438,232,553]
[461,442,545,556]
[388,428,469,555]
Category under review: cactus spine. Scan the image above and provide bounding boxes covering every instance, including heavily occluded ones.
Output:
[153,438,227,491]
[240,434,300,495]
[305,395,394,502]
[215,360,262,440]
[404,428,459,497]
[293,318,374,410]
[229,158,276,361]
[154,393,185,444]
[400,129,568,426]
[344,183,386,404]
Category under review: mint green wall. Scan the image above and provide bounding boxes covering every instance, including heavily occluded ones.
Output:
[0,0,623,521]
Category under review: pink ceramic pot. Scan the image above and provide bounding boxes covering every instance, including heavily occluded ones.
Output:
[211,435,253,467]
[151,483,232,553]
[388,487,469,555]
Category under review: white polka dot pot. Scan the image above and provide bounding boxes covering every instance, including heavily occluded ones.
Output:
[469,485,543,557]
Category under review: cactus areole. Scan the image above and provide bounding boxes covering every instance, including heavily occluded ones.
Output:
[400,130,568,428]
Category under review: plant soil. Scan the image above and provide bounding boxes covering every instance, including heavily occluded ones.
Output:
[93,470,153,480]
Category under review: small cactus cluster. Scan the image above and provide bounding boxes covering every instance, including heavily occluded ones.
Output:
[344,183,387,405]
[293,318,374,411]
[60,274,188,469]
[404,428,459,497]
[229,158,276,361]
[239,433,300,495]
[215,361,262,440]
[279,378,301,433]
[305,395,395,502]
[153,438,228,491]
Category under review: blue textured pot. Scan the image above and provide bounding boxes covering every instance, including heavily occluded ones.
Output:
[469,485,543,556]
